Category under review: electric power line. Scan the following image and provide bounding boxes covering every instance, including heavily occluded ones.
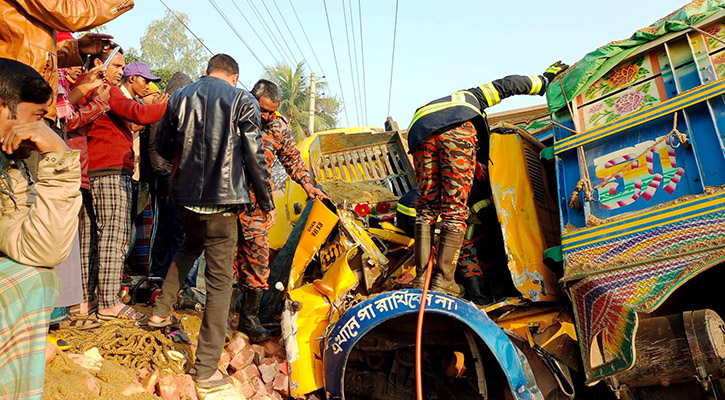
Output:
[358,0,368,125]
[341,0,360,125]
[246,0,295,66]
[348,0,364,125]
[271,0,311,69]
[387,0,400,117]
[258,0,301,64]
[207,0,267,70]
[322,0,349,127]
[157,0,249,89]
[229,0,281,65]
[158,0,213,56]
[287,0,327,77]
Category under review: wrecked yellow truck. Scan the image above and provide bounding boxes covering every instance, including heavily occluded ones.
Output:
[257,122,573,400]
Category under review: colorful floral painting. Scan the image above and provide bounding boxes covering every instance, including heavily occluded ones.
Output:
[583,56,652,102]
[703,23,725,52]
[583,81,660,130]
[711,52,725,79]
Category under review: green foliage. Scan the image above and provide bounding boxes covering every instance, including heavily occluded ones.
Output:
[124,47,141,64]
[264,62,340,141]
[138,10,206,81]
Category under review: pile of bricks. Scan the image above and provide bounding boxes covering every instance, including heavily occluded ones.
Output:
[221,333,289,400]
[58,333,290,400]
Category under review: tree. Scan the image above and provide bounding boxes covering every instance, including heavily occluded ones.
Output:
[264,62,340,141]
[138,10,206,83]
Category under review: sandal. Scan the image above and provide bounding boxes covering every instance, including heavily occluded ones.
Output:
[97,305,147,322]
[47,334,72,351]
[55,317,102,330]
[144,314,179,329]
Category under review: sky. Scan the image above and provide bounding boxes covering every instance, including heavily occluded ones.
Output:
[105,0,690,129]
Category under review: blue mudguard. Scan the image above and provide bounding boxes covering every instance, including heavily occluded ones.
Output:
[322,289,543,400]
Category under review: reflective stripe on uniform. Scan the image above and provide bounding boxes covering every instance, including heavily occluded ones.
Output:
[471,198,492,213]
[408,96,483,130]
[465,224,476,240]
[527,75,543,95]
[478,82,501,106]
[396,203,416,217]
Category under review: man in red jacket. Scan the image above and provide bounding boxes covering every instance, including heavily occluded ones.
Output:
[79,45,168,321]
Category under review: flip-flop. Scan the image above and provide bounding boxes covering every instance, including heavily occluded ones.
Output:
[145,314,179,329]
[56,317,103,330]
[47,334,72,351]
[96,305,147,322]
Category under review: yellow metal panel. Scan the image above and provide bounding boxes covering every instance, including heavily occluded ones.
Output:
[288,199,340,290]
[269,190,295,250]
[288,247,359,397]
[367,228,414,248]
[489,133,561,302]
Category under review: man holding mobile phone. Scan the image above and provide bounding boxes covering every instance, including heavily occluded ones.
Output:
[77,47,169,322]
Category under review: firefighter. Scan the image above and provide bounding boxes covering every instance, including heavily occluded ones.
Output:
[235,79,325,342]
[407,62,568,296]
[395,179,499,305]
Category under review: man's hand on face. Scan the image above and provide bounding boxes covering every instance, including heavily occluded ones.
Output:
[0,121,70,154]
[263,208,277,228]
[78,33,115,55]
[302,182,328,200]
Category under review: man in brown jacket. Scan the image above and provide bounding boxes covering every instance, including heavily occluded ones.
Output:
[0,0,135,120]
[0,58,82,398]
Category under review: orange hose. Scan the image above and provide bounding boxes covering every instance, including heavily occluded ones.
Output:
[415,246,435,400]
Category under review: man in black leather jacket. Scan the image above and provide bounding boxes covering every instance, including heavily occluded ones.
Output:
[150,54,274,394]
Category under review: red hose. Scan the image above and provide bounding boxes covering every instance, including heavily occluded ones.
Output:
[415,247,435,400]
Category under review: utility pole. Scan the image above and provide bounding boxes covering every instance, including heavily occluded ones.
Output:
[308,72,316,136]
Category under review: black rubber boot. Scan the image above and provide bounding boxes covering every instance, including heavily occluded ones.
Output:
[464,275,490,306]
[430,228,464,296]
[413,223,434,289]
[238,289,271,343]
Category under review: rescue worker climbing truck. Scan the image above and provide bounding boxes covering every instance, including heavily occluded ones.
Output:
[405,62,567,298]
[260,3,725,399]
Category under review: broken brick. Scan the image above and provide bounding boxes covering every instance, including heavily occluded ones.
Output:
[142,369,161,393]
[232,376,257,399]
[175,374,198,400]
[121,384,146,397]
[235,363,260,382]
[219,352,231,370]
[228,335,248,356]
[81,377,100,396]
[67,353,102,372]
[272,374,289,397]
[277,361,289,376]
[258,362,278,384]
[229,346,256,372]
[158,373,181,400]
[83,347,103,361]
[262,341,284,357]
[137,368,150,382]
[249,376,263,392]
[250,344,266,359]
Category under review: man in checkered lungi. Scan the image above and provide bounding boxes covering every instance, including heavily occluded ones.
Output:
[80,47,168,321]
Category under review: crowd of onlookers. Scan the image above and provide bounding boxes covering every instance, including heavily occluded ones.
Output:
[0,2,324,399]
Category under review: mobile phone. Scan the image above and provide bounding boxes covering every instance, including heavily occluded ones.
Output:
[103,46,121,69]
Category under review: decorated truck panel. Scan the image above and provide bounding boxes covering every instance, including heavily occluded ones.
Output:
[549,3,725,389]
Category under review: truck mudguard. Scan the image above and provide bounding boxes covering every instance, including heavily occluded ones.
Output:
[322,289,544,400]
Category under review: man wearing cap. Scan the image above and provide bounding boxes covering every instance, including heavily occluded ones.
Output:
[121,62,167,275]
